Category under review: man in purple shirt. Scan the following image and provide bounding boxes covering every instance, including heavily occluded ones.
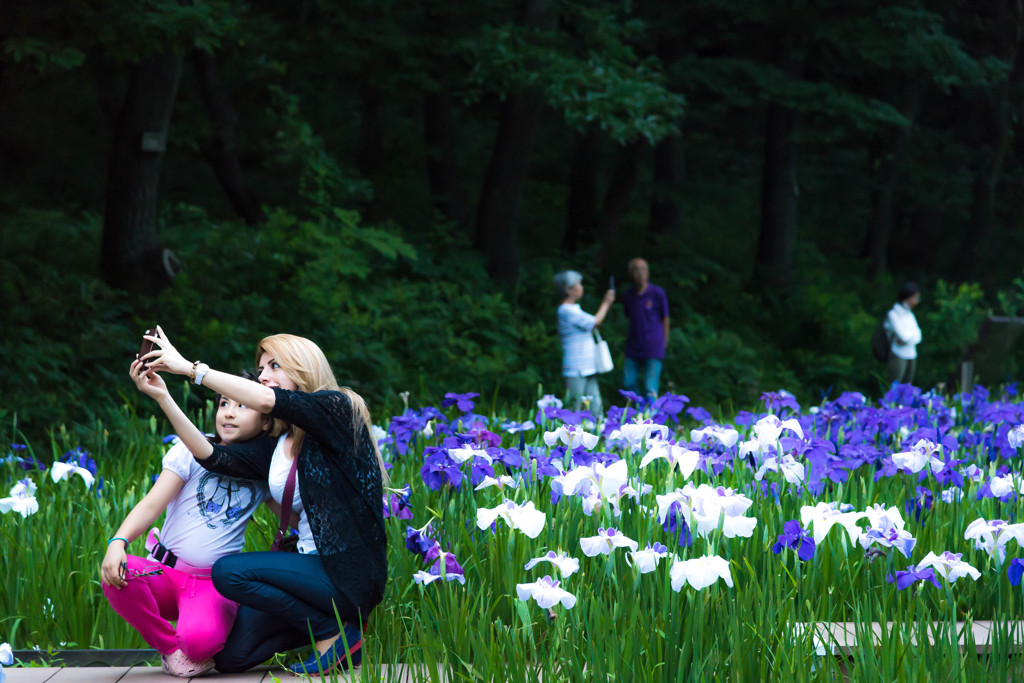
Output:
[622,258,670,400]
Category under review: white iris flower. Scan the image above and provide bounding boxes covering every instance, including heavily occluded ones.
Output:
[524,551,581,577]
[476,500,546,539]
[516,575,577,609]
[50,461,95,488]
[0,480,39,518]
[669,555,734,591]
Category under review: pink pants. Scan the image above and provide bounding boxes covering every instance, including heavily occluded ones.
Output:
[103,554,238,660]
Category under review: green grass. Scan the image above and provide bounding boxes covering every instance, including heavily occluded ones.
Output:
[2,392,1024,682]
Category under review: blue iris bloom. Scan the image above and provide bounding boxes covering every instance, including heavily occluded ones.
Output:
[442,393,480,412]
[886,566,941,590]
[772,520,816,562]
[61,447,97,477]
[1008,559,1024,586]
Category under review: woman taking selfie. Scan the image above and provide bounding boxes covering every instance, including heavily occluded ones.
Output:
[134,327,387,675]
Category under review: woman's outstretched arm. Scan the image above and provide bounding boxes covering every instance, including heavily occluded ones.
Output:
[140,326,277,413]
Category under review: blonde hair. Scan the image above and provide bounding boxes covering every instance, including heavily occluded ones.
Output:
[257,334,388,483]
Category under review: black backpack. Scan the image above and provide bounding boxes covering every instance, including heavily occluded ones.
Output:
[870,320,890,362]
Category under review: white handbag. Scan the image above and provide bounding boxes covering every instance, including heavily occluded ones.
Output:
[593,328,614,374]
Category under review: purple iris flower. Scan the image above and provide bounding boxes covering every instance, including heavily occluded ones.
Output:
[652,393,688,424]
[1005,382,1019,398]
[487,447,524,470]
[886,566,942,590]
[904,487,934,523]
[451,413,489,433]
[470,459,495,486]
[467,428,502,449]
[874,457,900,482]
[661,501,693,548]
[930,457,965,488]
[420,448,463,491]
[772,520,816,562]
[61,447,97,477]
[686,406,713,423]
[756,480,781,505]
[424,546,466,578]
[619,389,645,404]
[544,407,596,426]
[1008,559,1024,586]
[521,448,563,481]
[734,411,759,427]
[405,525,436,557]
[883,383,923,408]
[383,484,413,520]
[602,406,638,437]
[388,414,424,456]
[443,392,480,412]
[162,434,179,444]
[761,391,800,416]
[835,392,867,410]
[10,443,27,451]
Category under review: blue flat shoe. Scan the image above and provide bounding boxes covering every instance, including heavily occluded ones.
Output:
[287,623,362,676]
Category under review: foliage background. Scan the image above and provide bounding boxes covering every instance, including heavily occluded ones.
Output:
[4,0,1024,440]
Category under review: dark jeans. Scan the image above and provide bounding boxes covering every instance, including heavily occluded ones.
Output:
[623,357,663,399]
[211,551,358,673]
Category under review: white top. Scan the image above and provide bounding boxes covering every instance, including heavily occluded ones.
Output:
[268,434,317,555]
[885,302,922,360]
[557,303,597,377]
[159,441,268,568]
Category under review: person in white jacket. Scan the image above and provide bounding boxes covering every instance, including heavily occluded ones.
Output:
[884,282,922,384]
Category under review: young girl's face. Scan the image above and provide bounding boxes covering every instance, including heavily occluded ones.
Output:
[216,397,267,444]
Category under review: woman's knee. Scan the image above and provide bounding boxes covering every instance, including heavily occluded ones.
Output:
[212,647,251,674]
[211,554,246,595]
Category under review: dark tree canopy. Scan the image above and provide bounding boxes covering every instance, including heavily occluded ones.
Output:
[3,0,1024,431]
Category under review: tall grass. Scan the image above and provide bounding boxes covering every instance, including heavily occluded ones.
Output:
[2,388,1023,681]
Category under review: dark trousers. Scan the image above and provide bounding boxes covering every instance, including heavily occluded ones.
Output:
[211,551,358,673]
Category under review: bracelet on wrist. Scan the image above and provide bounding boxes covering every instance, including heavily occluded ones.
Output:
[108,536,129,547]
[190,360,201,382]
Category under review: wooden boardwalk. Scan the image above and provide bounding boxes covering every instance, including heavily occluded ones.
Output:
[5,665,446,682]
[6,622,1023,681]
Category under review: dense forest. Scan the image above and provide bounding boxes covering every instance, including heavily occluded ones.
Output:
[4,0,1024,435]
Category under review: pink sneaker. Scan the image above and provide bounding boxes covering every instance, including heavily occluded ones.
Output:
[161,649,216,677]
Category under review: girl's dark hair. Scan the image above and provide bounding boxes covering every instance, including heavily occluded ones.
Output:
[209,369,264,444]
[897,282,919,303]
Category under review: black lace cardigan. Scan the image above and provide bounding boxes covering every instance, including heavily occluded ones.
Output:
[199,387,387,614]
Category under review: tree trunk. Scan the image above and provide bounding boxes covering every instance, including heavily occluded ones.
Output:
[474,0,553,283]
[648,130,684,237]
[475,92,546,282]
[423,76,469,232]
[860,81,922,278]
[563,130,600,252]
[101,50,183,294]
[754,101,799,288]
[648,31,685,240]
[954,0,1024,281]
[356,80,385,181]
[193,49,262,226]
[596,141,645,271]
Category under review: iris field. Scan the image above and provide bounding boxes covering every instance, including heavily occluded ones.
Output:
[3,383,1024,681]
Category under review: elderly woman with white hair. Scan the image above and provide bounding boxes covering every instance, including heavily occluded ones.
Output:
[554,270,616,415]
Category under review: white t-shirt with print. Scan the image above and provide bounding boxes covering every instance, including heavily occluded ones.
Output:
[158,440,269,568]
[268,434,317,555]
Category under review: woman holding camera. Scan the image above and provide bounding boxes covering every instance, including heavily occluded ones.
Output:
[135,327,387,675]
[554,270,615,416]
